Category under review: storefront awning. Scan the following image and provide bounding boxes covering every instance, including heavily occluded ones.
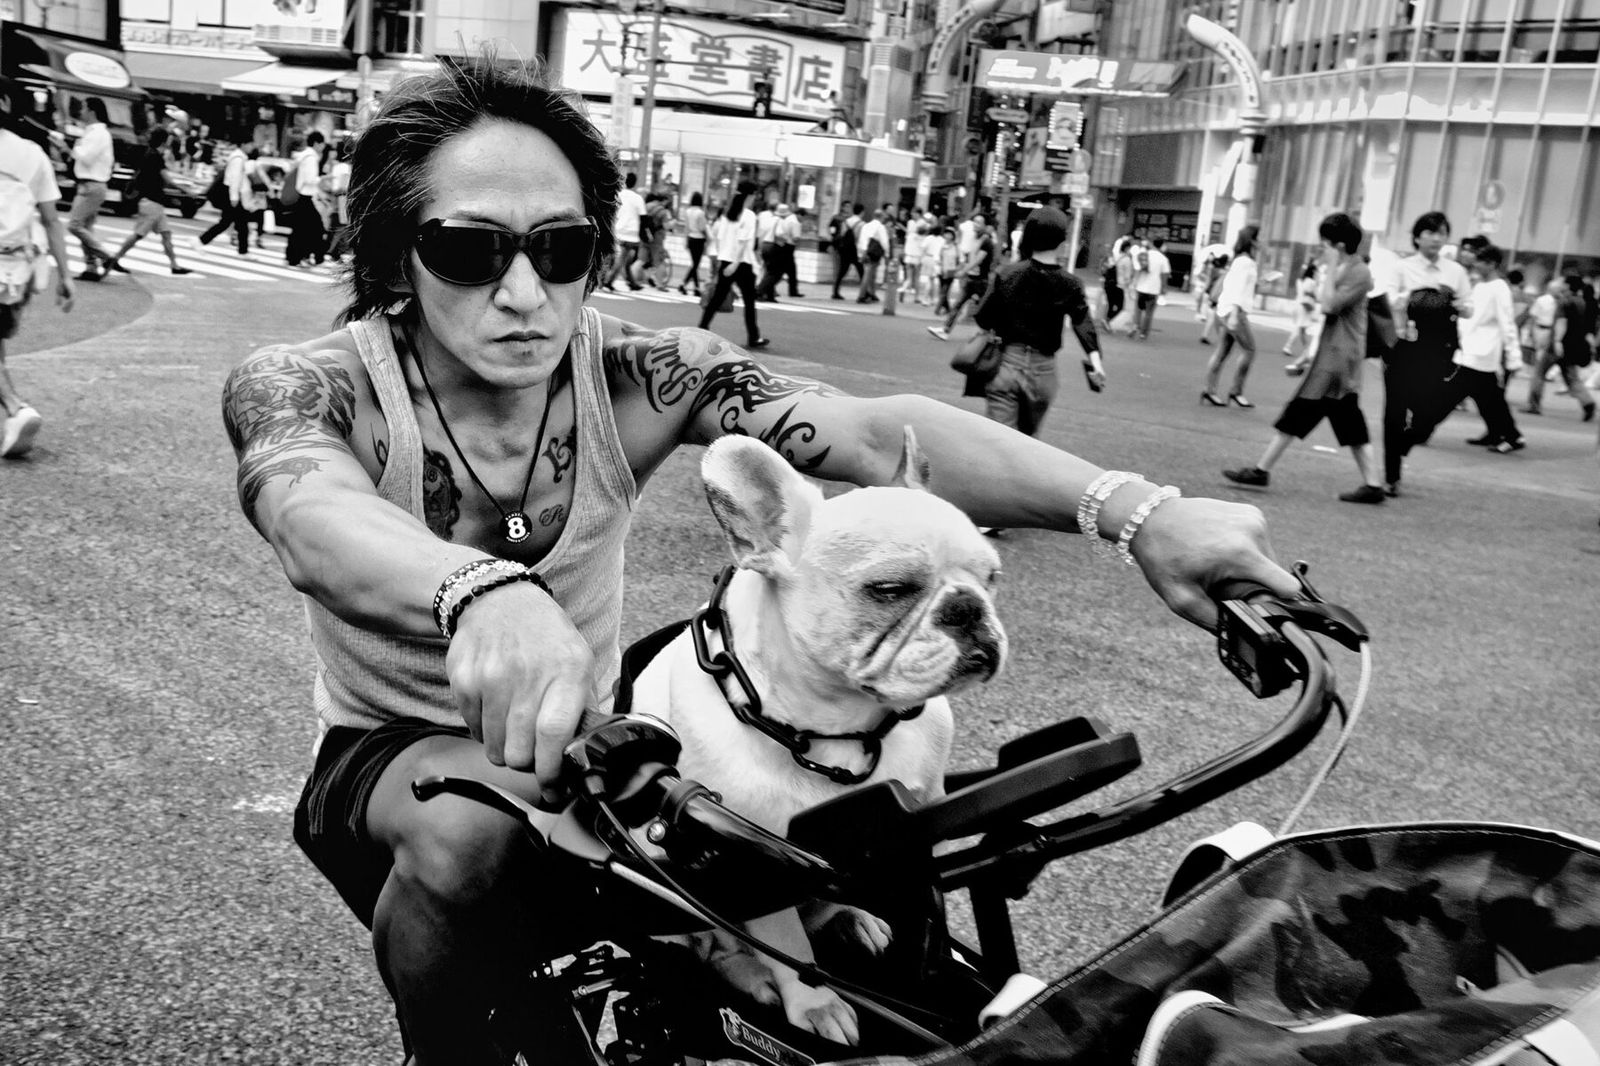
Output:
[333,59,436,96]
[221,61,345,97]
[124,51,271,96]
[2,25,138,95]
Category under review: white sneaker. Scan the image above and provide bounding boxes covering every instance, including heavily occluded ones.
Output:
[1,405,42,458]
[927,326,950,341]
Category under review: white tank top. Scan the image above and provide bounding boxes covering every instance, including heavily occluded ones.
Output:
[303,307,636,730]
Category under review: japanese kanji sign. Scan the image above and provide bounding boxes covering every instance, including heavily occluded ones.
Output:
[558,10,846,120]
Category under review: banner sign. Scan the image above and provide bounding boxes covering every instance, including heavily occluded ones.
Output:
[974,49,1184,98]
[559,9,846,120]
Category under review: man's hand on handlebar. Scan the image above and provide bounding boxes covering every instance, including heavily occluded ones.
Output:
[445,582,594,803]
[1127,497,1302,630]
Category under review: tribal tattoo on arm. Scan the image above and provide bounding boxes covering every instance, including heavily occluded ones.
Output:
[605,324,842,471]
[221,346,359,532]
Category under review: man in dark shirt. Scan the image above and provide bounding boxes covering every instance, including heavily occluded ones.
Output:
[969,207,1104,436]
[102,127,192,275]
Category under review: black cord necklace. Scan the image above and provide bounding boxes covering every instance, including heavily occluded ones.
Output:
[409,336,563,544]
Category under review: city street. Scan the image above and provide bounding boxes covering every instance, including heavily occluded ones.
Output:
[2,226,1597,1065]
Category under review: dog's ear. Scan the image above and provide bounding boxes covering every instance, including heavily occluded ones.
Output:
[892,425,933,492]
[702,436,822,578]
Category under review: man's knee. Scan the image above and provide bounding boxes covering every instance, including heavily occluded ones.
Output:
[383,794,534,916]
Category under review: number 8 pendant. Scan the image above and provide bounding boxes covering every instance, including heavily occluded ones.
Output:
[502,512,531,543]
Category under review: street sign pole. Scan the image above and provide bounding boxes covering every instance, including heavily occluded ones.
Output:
[635,0,664,188]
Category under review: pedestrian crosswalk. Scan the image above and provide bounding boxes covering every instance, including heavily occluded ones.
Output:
[63,214,339,287]
[591,285,850,316]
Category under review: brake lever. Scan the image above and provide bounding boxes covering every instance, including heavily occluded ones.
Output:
[1212,563,1368,697]
[1213,562,1368,652]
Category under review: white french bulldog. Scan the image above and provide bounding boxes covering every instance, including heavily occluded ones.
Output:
[630,427,1008,1045]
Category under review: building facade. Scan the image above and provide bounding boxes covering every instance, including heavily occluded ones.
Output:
[1097,0,1600,296]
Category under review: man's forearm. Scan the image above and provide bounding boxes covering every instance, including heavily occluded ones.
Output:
[268,489,498,638]
[841,395,1154,536]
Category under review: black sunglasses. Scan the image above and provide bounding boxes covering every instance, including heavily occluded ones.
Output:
[413,216,598,287]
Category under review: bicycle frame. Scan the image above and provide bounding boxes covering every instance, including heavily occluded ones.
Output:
[415,571,1369,1066]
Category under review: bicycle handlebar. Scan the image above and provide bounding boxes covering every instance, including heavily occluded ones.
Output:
[416,570,1366,932]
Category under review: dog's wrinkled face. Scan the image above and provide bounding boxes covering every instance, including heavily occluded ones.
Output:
[700,430,1007,710]
[786,488,1007,704]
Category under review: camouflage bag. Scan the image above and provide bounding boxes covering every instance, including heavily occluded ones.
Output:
[845,823,1600,1066]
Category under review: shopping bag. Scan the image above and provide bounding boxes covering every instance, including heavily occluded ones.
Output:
[950,330,1002,378]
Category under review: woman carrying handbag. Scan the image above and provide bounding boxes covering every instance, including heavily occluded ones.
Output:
[1201,224,1260,407]
[695,187,768,349]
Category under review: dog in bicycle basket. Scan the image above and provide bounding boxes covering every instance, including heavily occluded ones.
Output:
[627,427,1007,1044]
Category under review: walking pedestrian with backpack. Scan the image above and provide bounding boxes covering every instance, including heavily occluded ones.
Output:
[0,80,75,458]
[925,215,993,340]
[829,203,864,299]
[196,141,253,256]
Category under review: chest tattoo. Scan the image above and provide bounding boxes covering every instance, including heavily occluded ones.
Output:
[421,447,463,538]
[546,426,576,483]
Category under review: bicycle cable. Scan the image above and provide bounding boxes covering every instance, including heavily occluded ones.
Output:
[1276,643,1372,836]
[590,796,954,1041]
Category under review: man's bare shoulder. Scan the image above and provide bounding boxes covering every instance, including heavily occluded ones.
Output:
[222,326,367,453]
[597,314,745,408]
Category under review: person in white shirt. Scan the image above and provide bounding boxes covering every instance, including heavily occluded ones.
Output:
[1524,276,1595,419]
[604,172,646,291]
[771,203,803,299]
[1380,210,1473,494]
[197,142,253,255]
[62,96,117,281]
[677,191,708,296]
[285,130,327,267]
[1133,237,1171,340]
[754,202,781,301]
[957,213,978,261]
[919,226,945,308]
[1408,242,1524,452]
[854,208,891,303]
[1201,226,1260,406]
[0,98,75,458]
[695,186,767,348]
[898,221,926,303]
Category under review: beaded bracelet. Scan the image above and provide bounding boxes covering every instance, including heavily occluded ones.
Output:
[1076,470,1142,556]
[1115,485,1182,567]
[444,569,555,641]
[433,558,523,638]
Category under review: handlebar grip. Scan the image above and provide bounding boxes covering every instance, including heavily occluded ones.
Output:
[1209,578,1279,605]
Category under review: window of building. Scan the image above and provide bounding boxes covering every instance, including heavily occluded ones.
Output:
[375,0,427,56]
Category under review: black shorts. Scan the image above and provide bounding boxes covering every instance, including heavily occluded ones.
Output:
[294,717,472,929]
[293,717,660,951]
[0,296,30,340]
[1274,394,1370,446]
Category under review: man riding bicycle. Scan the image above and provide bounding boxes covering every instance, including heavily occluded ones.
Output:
[222,58,1302,1066]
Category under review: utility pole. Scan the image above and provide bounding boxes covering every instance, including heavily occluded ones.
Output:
[634,0,665,189]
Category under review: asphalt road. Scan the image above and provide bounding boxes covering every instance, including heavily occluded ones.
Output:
[3,242,1597,1065]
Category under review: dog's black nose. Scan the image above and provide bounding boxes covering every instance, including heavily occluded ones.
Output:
[936,589,985,631]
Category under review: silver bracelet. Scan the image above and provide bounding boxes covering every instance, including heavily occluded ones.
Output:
[1116,486,1182,567]
[434,558,527,638]
[1076,470,1141,556]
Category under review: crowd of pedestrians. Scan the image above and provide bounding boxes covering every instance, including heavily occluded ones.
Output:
[1214,208,1598,509]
